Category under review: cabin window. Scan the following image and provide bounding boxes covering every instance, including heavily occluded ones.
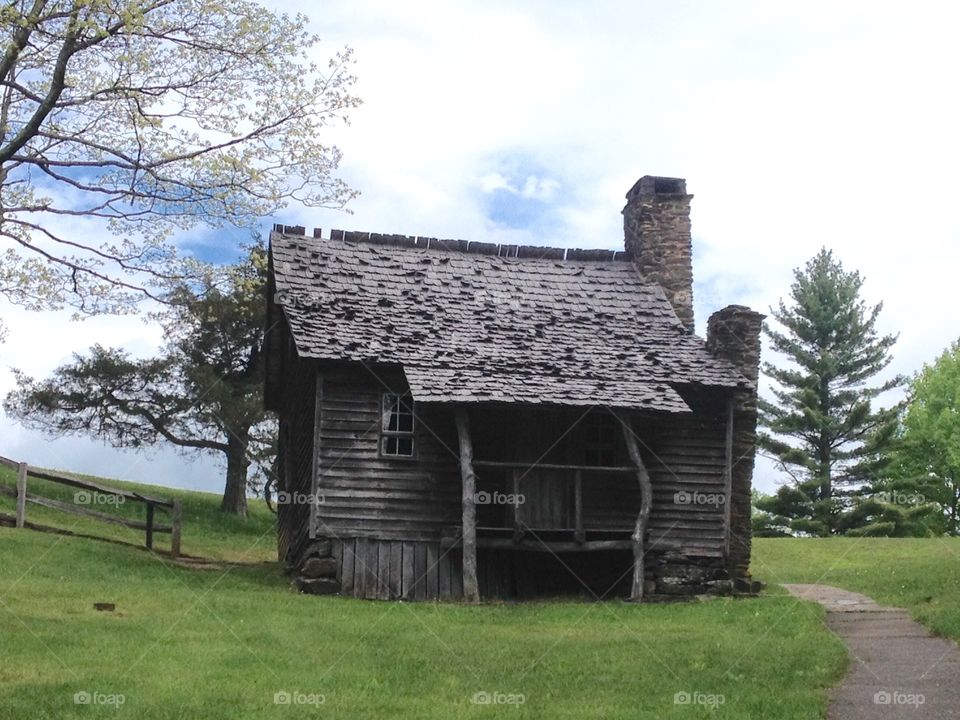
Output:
[380,392,415,457]
[583,413,618,466]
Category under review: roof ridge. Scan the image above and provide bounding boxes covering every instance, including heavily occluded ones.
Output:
[271,224,631,263]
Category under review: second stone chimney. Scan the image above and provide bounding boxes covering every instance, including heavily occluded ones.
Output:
[623,176,695,331]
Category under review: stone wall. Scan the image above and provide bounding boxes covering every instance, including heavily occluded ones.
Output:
[706,305,765,585]
[622,176,695,331]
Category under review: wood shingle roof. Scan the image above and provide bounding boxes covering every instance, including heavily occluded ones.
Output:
[270,230,748,412]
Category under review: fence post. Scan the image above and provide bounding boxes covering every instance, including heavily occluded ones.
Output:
[145,503,154,550]
[170,499,182,559]
[15,463,27,528]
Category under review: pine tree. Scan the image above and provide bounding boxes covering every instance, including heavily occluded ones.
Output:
[757,248,904,535]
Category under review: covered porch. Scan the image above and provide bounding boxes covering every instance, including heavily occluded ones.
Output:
[440,402,733,602]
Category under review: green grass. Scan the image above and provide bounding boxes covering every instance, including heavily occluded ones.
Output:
[0,463,275,562]
[0,528,846,720]
[754,536,960,641]
[0,467,847,719]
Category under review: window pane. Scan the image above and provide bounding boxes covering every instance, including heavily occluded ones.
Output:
[382,394,396,431]
[396,437,414,456]
[383,436,398,455]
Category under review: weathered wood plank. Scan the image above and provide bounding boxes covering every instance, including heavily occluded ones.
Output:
[0,456,173,506]
[340,538,356,595]
[473,460,634,473]
[15,462,27,529]
[438,548,452,600]
[413,542,427,601]
[389,541,403,599]
[401,541,415,600]
[309,371,323,539]
[425,542,439,600]
[377,540,391,600]
[0,486,173,532]
[332,538,343,582]
[363,538,379,600]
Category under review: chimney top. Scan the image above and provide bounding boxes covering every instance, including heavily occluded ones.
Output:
[626,175,688,200]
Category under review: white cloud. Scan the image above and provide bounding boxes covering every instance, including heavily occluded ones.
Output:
[4,0,960,494]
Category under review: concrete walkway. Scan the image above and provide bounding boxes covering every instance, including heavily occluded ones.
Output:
[783,584,960,719]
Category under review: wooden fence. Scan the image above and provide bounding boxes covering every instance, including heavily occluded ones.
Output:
[0,456,182,558]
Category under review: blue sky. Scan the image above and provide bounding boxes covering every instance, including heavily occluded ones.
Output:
[2,0,959,495]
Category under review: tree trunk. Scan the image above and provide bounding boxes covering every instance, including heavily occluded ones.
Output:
[221,432,249,516]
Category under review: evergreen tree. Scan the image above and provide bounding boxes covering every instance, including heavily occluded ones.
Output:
[757,248,904,535]
[750,491,792,537]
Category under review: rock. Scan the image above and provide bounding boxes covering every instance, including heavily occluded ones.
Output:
[303,539,332,559]
[301,557,338,578]
[733,576,764,594]
[659,564,710,583]
[294,577,340,595]
[704,579,734,596]
[657,578,707,595]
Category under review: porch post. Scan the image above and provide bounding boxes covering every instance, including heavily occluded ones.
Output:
[617,411,652,602]
[455,407,480,603]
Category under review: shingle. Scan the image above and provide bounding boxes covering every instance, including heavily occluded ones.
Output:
[271,232,748,410]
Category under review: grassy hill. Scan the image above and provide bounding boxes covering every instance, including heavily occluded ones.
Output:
[0,461,275,562]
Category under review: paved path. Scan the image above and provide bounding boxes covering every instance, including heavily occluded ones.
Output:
[783,584,960,719]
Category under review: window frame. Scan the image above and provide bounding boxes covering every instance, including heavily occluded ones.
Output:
[379,391,417,459]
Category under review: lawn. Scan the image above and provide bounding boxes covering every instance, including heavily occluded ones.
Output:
[0,468,847,719]
[753,536,960,641]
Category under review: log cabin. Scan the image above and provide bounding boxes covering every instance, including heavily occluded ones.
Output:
[264,175,764,601]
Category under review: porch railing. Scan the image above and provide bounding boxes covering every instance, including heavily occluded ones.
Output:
[471,460,635,547]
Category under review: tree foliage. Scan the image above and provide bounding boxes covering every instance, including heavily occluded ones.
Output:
[757,248,904,535]
[876,341,960,535]
[0,0,358,318]
[3,243,273,515]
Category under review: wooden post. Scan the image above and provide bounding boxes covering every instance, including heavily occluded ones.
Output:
[574,469,584,543]
[617,413,652,602]
[15,462,27,528]
[723,397,735,557]
[511,468,523,543]
[455,407,480,603]
[145,503,155,550]
[170,499,182,559]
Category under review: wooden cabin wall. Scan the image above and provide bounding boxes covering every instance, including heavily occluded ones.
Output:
[288,370,731,600]
[312,366,461,544]
[638,396,729,560]
[331,537,463,600]
[276,350,317,568]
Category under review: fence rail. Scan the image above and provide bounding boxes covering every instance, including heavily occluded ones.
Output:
[0,455,181,557]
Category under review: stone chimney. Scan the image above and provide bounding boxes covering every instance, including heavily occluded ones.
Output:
[623,176,695,331]
[706,305,765,587]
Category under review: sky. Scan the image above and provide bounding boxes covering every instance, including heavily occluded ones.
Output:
[2,0,959,495]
